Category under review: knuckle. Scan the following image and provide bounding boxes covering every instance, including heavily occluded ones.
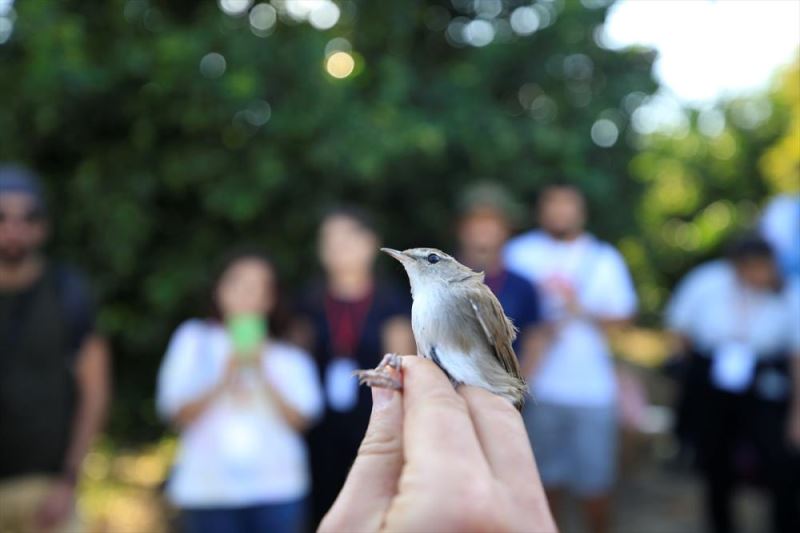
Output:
[357,425,401,458]
[465,386,518,415]
[458,482,511,532]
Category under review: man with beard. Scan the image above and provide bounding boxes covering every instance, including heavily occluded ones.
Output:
[504,183,637,533]
[0,164,110,533]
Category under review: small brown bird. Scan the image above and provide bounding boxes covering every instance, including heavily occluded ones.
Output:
[356,247,527,409]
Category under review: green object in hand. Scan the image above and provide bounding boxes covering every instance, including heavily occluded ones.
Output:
[227,314,267,356]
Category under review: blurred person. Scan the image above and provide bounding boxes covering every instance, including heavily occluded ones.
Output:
[504,183,637,533]
[666,235,800,533]
[295,207,414,526]
[0,164,110,533]
[455,182,542,358]
[156,249,323,533]
[320,355,557,533]
[760,194,800,278]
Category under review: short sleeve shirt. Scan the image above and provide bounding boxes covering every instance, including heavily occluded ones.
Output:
[504,231,637,406]
[666,260,800,358]
[156,320,323,507]
[0,264,96,479]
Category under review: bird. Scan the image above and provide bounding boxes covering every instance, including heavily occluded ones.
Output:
[356,247,527,409]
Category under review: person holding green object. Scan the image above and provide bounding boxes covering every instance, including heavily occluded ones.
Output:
[227,314,268,357]
[156,249,323,533]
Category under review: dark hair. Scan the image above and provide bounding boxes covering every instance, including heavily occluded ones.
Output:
[537,182,586,206]
[726,233,775,263]
[319,205,378,236]
[208,246,291,338]
[457,182,525,227]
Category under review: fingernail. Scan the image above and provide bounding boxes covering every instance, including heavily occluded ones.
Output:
[371,386,394,411]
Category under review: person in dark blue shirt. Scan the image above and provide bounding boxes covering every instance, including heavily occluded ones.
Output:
[455,183,542,361]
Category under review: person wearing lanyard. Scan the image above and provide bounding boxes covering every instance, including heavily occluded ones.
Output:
[454,182,542,361]
[503,184,637,533]
[294,207,414,528]
[666,235,800,533]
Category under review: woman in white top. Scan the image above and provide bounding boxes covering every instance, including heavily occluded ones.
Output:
[666,235,800,533]
[157,249,323,533]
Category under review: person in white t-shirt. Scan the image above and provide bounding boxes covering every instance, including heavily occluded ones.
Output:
[504,184,637,533]
[156,249,323,533]
[666,235,799,533]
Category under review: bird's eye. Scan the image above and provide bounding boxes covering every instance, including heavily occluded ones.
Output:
[427,253,440,264]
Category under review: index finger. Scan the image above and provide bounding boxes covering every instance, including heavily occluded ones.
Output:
[459,387,540,489]
[401,356,489,473]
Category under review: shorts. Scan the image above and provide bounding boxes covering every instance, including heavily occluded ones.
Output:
[523,401,618,497]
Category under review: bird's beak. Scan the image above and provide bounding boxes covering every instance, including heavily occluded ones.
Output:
[380,247,410,264]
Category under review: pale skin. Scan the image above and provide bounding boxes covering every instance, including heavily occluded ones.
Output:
[171,258,311,432]
[320,356,557,533]
[0,193,111,531]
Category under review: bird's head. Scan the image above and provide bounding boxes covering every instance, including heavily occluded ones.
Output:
[381,247,481,292]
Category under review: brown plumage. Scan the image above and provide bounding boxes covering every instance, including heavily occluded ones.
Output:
[380,247,527,409]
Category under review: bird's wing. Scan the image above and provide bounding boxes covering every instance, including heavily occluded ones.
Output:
[468,288,524,381]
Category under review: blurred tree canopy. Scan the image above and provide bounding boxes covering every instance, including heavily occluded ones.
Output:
[624,58,799,315]
[1,0,793,440]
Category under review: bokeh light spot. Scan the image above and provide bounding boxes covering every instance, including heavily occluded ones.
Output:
[510,7,539,36]
[326,51,355,79]
[475,0,503,20]
[464,19,495,47]
[564,54,594,81]
[325,37,351,56]
[446,17,469,46]
[309,1,340,30]
[591,118,619,147]
[249,3,277,35]
[698,108,725,137]
[218,0,252,17]
[199,52,227,79]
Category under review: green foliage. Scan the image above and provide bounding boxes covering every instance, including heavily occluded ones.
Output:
[2,0,658,440]
[627,59,798,315]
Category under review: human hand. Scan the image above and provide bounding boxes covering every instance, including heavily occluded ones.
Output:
[559,285,583,318]
[320,356,556,533]
[34,478,75,531]
[222,353,260,382]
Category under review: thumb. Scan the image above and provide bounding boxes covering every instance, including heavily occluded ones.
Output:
[319,386,404,533]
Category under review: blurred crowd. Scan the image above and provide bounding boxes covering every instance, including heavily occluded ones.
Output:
[1,164,798,533]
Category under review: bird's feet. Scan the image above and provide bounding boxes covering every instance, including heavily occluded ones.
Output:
[355,353,403,390]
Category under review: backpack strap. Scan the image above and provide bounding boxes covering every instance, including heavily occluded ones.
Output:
[52,264,95,357]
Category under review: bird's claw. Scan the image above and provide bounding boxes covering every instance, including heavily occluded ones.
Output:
[354,353,403,390]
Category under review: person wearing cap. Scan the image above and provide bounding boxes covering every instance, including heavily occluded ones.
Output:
[454,182,543,361]
[0,164,110,533]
